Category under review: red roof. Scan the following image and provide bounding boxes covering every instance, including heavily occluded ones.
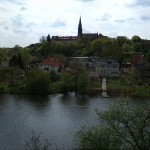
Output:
[132,55,144,65]
[42,57,63,67]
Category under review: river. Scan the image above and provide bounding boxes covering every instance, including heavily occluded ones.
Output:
[0,93,148,150]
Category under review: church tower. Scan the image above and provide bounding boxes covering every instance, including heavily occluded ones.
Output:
[78,17,82,36]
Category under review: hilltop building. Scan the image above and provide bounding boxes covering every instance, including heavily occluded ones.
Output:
[51,17,106,43]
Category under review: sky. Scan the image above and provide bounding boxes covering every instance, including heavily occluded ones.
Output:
[0,0,150,47]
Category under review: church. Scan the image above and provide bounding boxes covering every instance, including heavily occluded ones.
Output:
[51,17,105,43]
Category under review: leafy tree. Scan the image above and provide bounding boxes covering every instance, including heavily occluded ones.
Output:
[75,101,150,150]
[91,39,102,56]
[77,71,90,94]
[116,36,130,47]
[47,34,51,42]
[17,52,24,69]
[38,42,52,58]
[131,35,141,43]
[25,70,50,95]
[49,71,58,82]
[21,48,32,66]
[122,43,133,52]
[9,55,18,66]
[39,36,47,43]
[132,43,143,52]
[59,72,74,94]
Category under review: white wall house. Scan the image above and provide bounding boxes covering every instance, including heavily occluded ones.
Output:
[95,59,120,77]
[38,57,63,73]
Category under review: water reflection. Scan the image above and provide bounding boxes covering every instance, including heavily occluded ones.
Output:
[0,94,148,150]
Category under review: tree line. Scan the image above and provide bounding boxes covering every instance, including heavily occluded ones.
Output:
[1,34,150,70]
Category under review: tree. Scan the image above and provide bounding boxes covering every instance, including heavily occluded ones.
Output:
[17,52,24,69]
[25,70,50,95]
[38,42,52,58]
[116,36,130,47]
[59,72,74,94]
[77,71,90,94]
[21,48,32,66]
[49,71,58,82]
[75,100,150,150]
[122,43,133,52]
[132,43,143,52]
[91,39,102,56]
[47,34,51,42]
[131,35,141,43]
[9,55,18,66]
[39,36,46,43]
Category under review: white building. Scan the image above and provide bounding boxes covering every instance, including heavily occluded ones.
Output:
[95,59,120,77]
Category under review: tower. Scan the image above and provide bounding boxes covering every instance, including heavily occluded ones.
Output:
[78,17,82,36]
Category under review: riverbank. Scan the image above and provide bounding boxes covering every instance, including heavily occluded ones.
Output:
[1,80,150,99]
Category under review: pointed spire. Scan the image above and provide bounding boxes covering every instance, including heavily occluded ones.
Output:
[78,16,82,36]
[79,16,82,26]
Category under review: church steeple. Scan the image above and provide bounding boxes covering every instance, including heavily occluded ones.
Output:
[78,17,82,36]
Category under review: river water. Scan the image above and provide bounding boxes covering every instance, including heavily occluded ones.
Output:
[0,93,148,150]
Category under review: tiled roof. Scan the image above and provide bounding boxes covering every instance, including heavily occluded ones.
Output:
[42,57,63,67]
[132,55,144,65]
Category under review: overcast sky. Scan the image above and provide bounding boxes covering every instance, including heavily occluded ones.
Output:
[0,0,150,47]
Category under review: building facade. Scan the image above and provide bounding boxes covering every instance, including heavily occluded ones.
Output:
[52,17,106,43]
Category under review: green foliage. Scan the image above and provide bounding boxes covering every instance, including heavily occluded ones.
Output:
[130,86,150,99]
[122,43,133,52]
[0,71,10,82]
[77,72,90,94]
[47,34,51,42]
[9,55,18,66]
[48,71,58,82]
[18,52,24,69]
[91,39,102,56]
[24,70,50,95]
[76,101,150,150]
[132,43,143,52]
[116,36,130,47]
[75,126,121,150]
[59,72,75,94]
[131,35,141,43]
[38,42,52,58]
[21,48,32,65]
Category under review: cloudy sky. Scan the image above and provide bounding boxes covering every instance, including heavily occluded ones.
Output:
[0,0,150,47]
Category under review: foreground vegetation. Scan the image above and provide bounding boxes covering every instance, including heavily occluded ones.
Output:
[75,100,150,150]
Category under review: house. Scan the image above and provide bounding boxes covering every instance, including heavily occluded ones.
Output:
[95,59,120,78]
[51,36,79,44]
[120,63,132,74]
[132,55,150,78]
[0,60,25,78]
[67,57,89,70]
[38,57,64,73]
[0,61,9,67]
